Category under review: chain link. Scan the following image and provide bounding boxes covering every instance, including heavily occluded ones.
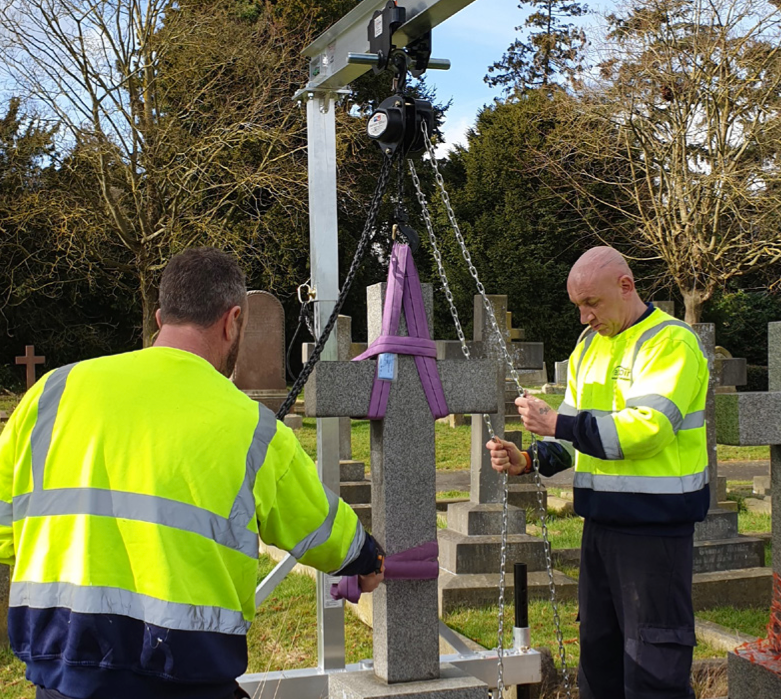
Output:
[276,154,395,420]
[418,125,572,699]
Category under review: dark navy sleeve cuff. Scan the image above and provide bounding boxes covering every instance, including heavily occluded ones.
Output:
[334,534,378,577]
[555,415,577,443]
[534,441,573,476]
[556,412,608,460]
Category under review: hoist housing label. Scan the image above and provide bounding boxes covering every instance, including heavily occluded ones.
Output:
[368,112,388,138]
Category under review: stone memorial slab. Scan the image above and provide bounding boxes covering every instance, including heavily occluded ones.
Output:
[654,300,675,316]
[308,280,498,686]
[234,291,288,412]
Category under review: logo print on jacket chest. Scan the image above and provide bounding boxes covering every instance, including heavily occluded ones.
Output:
[612,366,631,381]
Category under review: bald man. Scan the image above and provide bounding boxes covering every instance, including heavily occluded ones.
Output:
[488,247,709,699]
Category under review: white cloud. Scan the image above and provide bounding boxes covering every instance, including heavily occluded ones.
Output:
[436,113,474,158]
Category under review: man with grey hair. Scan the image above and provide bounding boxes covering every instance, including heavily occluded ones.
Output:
[0,247,384,699]
[488,247,709,699]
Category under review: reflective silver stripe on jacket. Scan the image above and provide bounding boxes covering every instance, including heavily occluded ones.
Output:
[574,469,709,494]
[9,581,250,635]
[632,319,705,372]
[289,486,341,560]
[13,488,260,557]
[626,394,683,431]
[30,365,75,489]
[230,403,278,533]
[0,500,12,528]
[574,330,596,382]
[594,414,624,460]
[335,519,367,575]
[17,370,277,558]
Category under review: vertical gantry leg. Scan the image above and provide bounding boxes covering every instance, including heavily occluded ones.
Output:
[307,92,346,671]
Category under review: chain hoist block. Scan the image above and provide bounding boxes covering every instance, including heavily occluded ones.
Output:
[368,94,434,157]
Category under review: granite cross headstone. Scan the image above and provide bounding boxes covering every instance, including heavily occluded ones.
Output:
[233,291,288,413]
[15,345,44,390]
[723,322,781,697]
[305,281,497,687]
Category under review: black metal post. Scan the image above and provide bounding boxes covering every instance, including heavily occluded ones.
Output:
[514,562,532,699]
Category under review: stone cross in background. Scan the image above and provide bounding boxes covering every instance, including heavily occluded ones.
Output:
[721,322,781,698]
[306,281,496,695]
[233,291,289,413]
[15,345,44,390]
[437,295,558,614]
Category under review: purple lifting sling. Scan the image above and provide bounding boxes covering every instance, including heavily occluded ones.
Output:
[330,541,439,604]
[352,243,449,420]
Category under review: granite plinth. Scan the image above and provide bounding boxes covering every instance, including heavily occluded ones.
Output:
[692,568,773,610]
[693,537,765,574]
[716,357,747,387]
[508,343,544,370]
[508,484,548,515]
[438,569,578,615]
[770,324,781,392]
[304,360,499,418]
[695,509,739,542]
[283,414,303,430]
[328,663,488,698]
[353,503,372,531]
[438,528,547,575]
[715,392,781,446]
[342,460,367,482]
[341,481,372,505]
[754,476,771,495]
[243,389,289,413]
[728,647,781,699]
[446,502,527,536]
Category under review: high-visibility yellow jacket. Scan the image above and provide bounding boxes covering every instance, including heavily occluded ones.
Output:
[552,308,710,527]
[0,347,365,698]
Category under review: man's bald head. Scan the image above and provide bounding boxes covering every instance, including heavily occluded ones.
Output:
[568,247,633,289]
[567,246,647,336]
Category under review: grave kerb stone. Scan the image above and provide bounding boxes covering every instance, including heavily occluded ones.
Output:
[305,282,498,685]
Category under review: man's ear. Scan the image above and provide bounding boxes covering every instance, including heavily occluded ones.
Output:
[619,274,635,296]
[225,305,243,341]
[155,309,163,329]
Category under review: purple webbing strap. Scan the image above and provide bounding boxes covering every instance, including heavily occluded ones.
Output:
[352,244,449,420]
[330,541,439,604]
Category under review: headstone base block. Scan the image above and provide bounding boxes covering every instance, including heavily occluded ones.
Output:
[728,647,781,698]
[328,663,488,698]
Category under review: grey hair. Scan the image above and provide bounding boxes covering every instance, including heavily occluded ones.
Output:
[159,247,246,327]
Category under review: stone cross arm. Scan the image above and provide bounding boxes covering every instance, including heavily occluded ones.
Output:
[304,359,499,417]
[715,391,781,446]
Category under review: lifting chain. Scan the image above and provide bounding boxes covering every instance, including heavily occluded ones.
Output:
[412,122,573,699]
[276,154,395,420]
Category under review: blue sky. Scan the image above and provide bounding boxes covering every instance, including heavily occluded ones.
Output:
[421,0,610,155]
[423,0,522,154]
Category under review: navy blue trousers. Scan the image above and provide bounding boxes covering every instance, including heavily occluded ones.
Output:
[578,519,697,699]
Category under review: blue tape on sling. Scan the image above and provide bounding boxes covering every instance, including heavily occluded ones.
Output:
[377,353,397,381]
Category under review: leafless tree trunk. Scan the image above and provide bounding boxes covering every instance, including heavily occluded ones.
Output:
[542,0,781,323]
[0,0,315,345]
